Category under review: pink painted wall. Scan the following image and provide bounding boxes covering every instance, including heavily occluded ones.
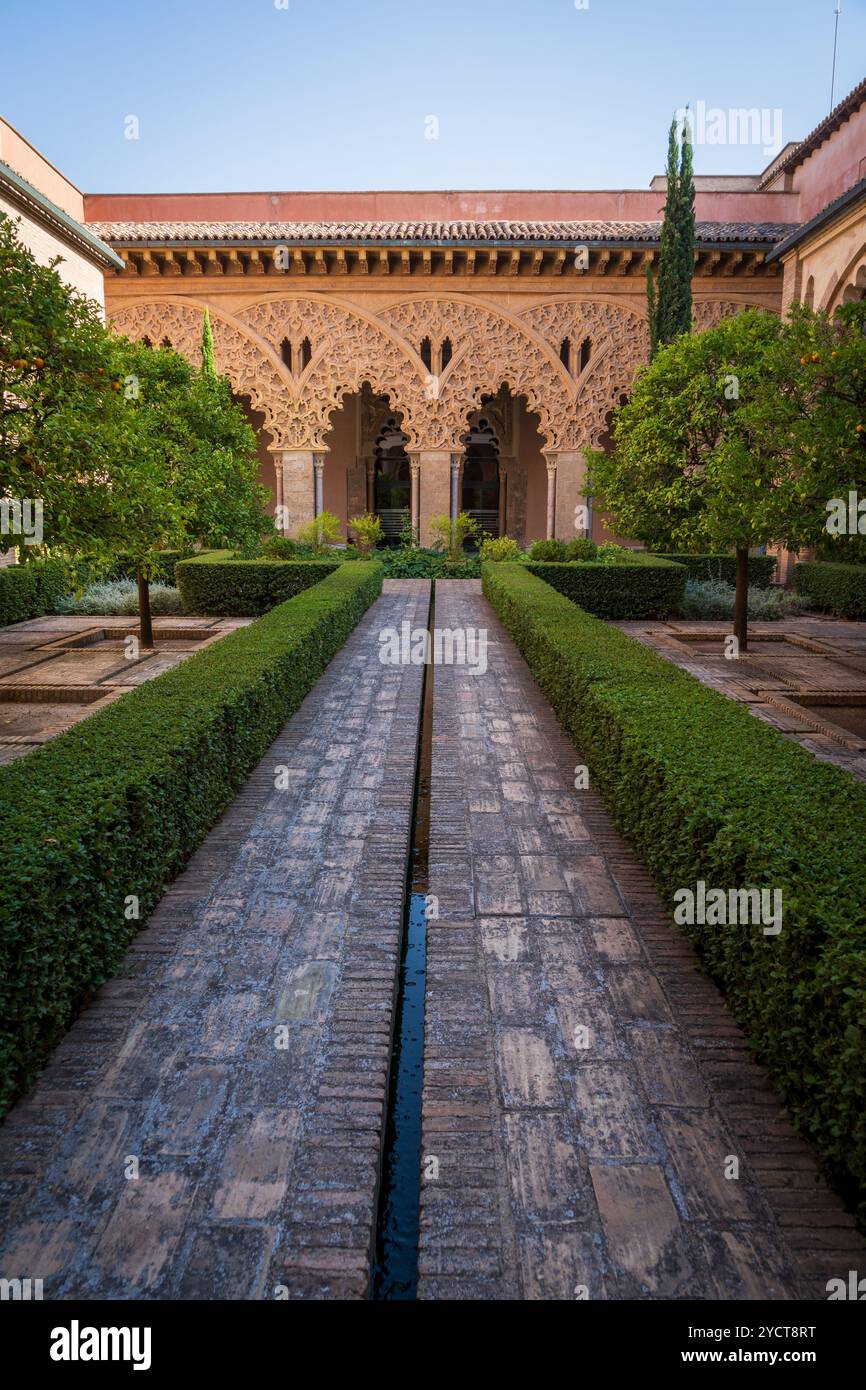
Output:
[0,118,84,219]
[791,105,866,222]
[518,400,548,543]
[83,187,800,227]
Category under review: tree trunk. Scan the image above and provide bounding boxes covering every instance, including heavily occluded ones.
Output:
[733,546,749,654]
[137,564,154,649]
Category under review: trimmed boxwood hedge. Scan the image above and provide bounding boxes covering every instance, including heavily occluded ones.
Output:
[176,550,341,615]
[651,552,777,588]
[0,558,69,627]
[0,561,382,1114]
[527,552,685,619]
[794,561,866,619]
[483,561,866,1212]
[105,549,195,587]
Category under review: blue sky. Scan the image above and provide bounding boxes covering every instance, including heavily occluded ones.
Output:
[3,0,865,193]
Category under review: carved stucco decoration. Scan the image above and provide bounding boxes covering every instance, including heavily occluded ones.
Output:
[236,297,427,448]
[379,297,577,449]
[109,300,294,444]
[691,299,774,329]
[521,299,650,449]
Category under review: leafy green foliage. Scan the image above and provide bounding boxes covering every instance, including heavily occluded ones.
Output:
[525,553,685,618]
[348,512,384,557]
[483,561,866,1215]
[296,511,343,553]
[0,561,382,1114]
[564,537,598,562]
[479,536,523,562]
[428,510,479,561]
[528,538,568,561]
[794,561,866,619]
[176,551,339,615]
[201,307,216,377]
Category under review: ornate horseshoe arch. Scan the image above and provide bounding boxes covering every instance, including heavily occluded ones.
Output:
[235,295,428,448]
[378,296,575,449]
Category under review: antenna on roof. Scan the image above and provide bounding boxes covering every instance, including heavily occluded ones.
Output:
[830,1,842,110]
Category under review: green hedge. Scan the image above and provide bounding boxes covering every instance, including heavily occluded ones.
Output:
[0,561,382,1114]
[483,562,866,1213]
[794,561,866,619]
[0,558,69,627]
[176,550,340,615]
[526,552,685,619]
[105,549,195,586]
[651,552,777,587]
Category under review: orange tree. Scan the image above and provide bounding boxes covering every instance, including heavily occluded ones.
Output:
[0,212,129,562]
[587,308,838,651]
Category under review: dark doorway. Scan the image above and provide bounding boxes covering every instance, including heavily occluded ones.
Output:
[462,417,500,539]
[375,418,411,544]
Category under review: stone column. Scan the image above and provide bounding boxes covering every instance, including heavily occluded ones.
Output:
[270,446,285,531]
[543,452,558,539]
[313,453,325,518]
[416,450,451,547]
[552,449,589,541]
[409,456,421,542]
[450,454,461,520]
[278,450,316,536]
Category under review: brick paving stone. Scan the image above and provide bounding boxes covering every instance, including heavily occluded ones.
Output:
[417,581,865,1301]
[0,581,428,1300]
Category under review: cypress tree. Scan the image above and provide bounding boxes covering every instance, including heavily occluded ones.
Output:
[201,307,216,376]
[647,113,695,356]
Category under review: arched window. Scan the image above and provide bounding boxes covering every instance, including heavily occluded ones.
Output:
[280,337,293,371]
[440,336,453,369]
[578,337,591,372]
[559,336,572,368]
[300,337,312,369]
[420,336,433,371]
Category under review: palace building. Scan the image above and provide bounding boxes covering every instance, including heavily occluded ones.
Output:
[3,80,865,549]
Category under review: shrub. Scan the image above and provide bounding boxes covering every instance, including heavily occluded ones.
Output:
[376,546,481,579]
[528,537,568,562]
[480,536,523,562]
[482,561,866,1214]
[0,561,382,1114]
[0,558,69,627]
[565,537,598,562]
[526,552,685,619]
[56,580,183,617]
[296,510,343,554]
[261,534,314,560]
[794,561,866,619]
[348,512,384,557]
[652,552,777,588]
[175,550,339,616]
[428,511,480,561]
[681,578,808,621]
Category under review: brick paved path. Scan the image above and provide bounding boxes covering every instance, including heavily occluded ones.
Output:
[0,580,428,1300]
[418,581,863,1301]
[1,577,862,1301]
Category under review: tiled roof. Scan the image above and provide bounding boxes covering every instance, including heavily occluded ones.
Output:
[757,76,866,189]
[88,218,794,246]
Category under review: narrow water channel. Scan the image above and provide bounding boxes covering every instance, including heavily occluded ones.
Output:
[371,581,434,1300]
